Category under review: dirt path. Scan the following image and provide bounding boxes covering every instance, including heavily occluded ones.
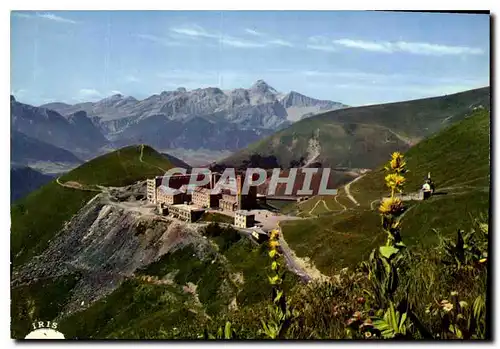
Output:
[344,175,365,206]
[56,177,101,192]
[140,144,168,172]
[308,199,325,215]
[385,127,418,146]
[370,199,380,211]
[322,200,332,212]
[334,195,348,211]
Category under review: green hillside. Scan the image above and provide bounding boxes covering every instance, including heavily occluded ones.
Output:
[222,87,490,169]
[61,145,171,187]
[11,145,173,266]
[281,107,490,275]
[55,235,298,339]
[12,224,298,339]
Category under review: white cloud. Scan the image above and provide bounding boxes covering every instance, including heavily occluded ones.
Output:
[12,12,32,19]
[245,28,293,47]
[332,38,484,56]
[36,12,78,24]
[245,28,264,37]
[134,33,183,47]
[12,11,79,24]
[333,39,392,53]
[306,36,337,52]
[268,39,294,47]
[110,90,122,95]
[395,42,484,55]
[221,36,266,48]
[306,44,337,52]
[169,24,293,49]
[170,24,218,39]
[76,88,102,101]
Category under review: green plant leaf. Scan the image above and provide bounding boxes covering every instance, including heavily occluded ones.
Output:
[274,290,283,303]
[224,322,232,339]
[380,245,399,259]
[399,312,407,332]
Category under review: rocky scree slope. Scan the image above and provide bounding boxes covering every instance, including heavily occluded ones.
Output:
[11,181,212,318]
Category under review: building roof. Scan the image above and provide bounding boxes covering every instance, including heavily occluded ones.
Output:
[157,185,183,195]
[193,187,219,195]
[235,210,254,216]
[179,184,198,192]
[221,193,238,202]
[170,203,205,212]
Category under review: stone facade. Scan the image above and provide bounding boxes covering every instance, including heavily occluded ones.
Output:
[234,210,255,228]
[218,187,258,212]
[192,187,220,208]
[147,177,163,203]
[156,186,184,205]
[219,193,238,212]
[167,204,205,223]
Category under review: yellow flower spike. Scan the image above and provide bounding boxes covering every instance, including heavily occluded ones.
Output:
[379,197,404,215]
[269,232,279,241]
[269,240,280,249]
[390,158,406,170]
[391,152,402,160]
[385,174,406,189]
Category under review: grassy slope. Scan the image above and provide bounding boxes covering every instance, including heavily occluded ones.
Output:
[198,212,234,224]
[222,87,490,169]
[56,227,298,339]
[61,145,171,186]
[281,108,490,275]
[11,145,173,267]
[11,273,82,339]
[58,279,201,339]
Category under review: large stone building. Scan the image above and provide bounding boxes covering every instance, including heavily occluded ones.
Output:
[234,210,255,228]
[156,186,185,205]
[219,193,238,212]
[147,172,220,205]
[167,204,205,223]
[217,175,258,212]
[192,187,221,208]
[147,177,163,203]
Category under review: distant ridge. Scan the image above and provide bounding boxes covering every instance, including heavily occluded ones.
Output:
[220,86,490,170]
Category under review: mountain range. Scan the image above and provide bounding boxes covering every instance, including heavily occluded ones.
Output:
[10,83,489,203]
[34,80,346,154]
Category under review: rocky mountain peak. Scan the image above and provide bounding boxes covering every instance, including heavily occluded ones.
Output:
[251,80,278,94]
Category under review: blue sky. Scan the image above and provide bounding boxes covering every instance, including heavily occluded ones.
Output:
[11,11,490,106]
